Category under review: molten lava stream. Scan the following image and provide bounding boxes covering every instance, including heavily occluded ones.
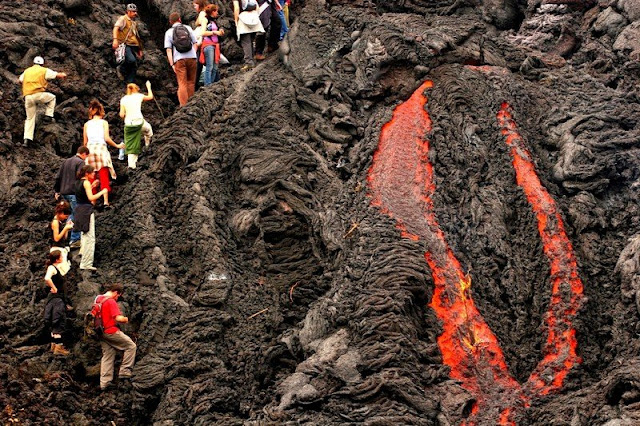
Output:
[368,81,522,424]
[496,103,584,396]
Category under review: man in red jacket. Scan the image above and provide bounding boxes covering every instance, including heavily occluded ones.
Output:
[96,283,137,390]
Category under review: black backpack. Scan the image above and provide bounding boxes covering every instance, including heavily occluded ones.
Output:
[84,296,106,339]
[173,24,192,53]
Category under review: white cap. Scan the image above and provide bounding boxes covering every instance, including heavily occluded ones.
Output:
[33,56,44,65]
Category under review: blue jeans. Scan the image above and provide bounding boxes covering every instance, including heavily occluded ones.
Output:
[120,45,139,84]
[62,194,81,243]
[278,10,288,40]
[203,45,219,86]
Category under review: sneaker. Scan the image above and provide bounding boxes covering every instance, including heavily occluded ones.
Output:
[80,266,97,271]
[101,382,114,392]
[254,54,266,61]
[69,241,82,249]
[104,204,113,210]
[41,116,56,124]
[240,64,254,72]
[23,139,32,147]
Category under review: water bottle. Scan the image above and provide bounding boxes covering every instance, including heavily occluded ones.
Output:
[118,147,125,161]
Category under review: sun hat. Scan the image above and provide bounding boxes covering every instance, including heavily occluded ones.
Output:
[33,56,44,65]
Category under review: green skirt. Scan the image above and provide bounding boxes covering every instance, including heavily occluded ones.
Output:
[124,123,143,155]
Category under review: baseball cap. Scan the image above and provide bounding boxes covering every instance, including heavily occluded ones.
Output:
[33,56,44,65]
[127,3,137,11]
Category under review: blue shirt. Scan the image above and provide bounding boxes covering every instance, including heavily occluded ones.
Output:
[164,23,197,61]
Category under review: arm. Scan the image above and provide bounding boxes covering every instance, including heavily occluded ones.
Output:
[119,101,126,120]
[165,47,175,72]
[233,1,240,24]
[103,121,124,148]
[52,218,73,242]
[112,25,120,49]
[44,266,58,293]
[53,163,63,195]
[83,179,107,203]
[143,80,153,101]
[116,315,129,323]
[83,122,88,146]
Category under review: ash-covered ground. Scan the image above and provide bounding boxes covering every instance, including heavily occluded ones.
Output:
[2,0,640,424]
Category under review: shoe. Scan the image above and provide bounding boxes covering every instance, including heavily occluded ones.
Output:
[254,54,266,61]
[101,382,114,392]
[23,139,32,147]
[66,304,75,311]
[116,67,124,81]
[69,241,81,249]
[41,116,56,124]
[80,266,97,271]
[240,64,254,72]
[52,343,70,356]
[103,204,113,210]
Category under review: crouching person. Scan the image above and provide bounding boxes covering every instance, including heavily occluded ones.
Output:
[96,283,136,390]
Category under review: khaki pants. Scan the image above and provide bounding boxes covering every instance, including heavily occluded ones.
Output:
[79,213,95,269]
[24,92,56,140]
[174,58,197,106]
[100,330,137,389]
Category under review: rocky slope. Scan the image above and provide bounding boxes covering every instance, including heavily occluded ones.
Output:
[2,0,640,424]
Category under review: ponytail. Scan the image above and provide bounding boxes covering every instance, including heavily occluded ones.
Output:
[46,250,62,267]
[54,200,71,216]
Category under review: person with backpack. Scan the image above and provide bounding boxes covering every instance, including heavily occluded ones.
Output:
[94,283,136,390]
[54,146,89,249]
[112,4,144,83]
[164,12,198,106]
[233,0,265,71]
[18,56,67,147]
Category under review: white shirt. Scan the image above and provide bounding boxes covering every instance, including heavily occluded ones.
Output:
[164,23,197,61]
[120,93,145,125]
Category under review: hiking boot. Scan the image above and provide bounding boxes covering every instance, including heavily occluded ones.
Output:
[69,241,82,249]
[254,54,266,61]
[101,382,114,392]
[23,139,32,147]
[52,343,70,356]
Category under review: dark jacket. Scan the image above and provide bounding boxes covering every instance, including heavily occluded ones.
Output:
[54,155,84,195]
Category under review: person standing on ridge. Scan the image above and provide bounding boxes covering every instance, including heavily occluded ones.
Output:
[44,250,71,356]
[18,56,67,147]
[113,4,144,83]
[96,283,136,391]
[54,146,90,249]
[164,12,198,106]
[74,165,108,271]
[233,0,264,71]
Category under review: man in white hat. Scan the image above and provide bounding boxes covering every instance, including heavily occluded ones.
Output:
[18,56,67,147]
[233,0,264,71]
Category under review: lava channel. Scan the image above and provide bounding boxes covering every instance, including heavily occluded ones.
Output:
[367,81,523,424]
[497,103,584,396]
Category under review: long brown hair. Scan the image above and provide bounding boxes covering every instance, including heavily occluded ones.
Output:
[193,0,209,11]
[46,250,62,266]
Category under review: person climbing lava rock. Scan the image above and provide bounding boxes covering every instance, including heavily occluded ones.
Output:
[54,146,89,250]
[95,283,136,391]
[164,12,198,106]
[17,56,67,147]
[113,4,144,84]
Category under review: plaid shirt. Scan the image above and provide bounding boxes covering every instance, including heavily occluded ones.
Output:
[86,142,116,179]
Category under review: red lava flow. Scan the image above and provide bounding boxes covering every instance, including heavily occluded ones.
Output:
[367,82,584,424]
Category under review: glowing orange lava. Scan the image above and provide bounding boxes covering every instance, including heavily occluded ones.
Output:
[367,81,523,423]
[367,82,584,424]
[497,103,584,395]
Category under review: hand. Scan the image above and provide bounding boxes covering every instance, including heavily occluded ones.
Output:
[50,286,58,294]
[118,143,125,149]
[91,180,100,188]
[64,221,74,230]
[58,72,67,79]
[145,80,151,89]
[137,50,144,59]
[112,40,119,49]
[219,28,225,36]
[54,193,60,200]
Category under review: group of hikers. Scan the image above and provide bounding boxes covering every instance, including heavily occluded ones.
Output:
[20,0,293,392]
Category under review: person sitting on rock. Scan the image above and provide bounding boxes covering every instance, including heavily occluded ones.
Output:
[54,146,90,249]
[49,201,73,276]
[83,99,124,206]
[95,283,136,391]
[120,82,154,169]
[18,56,67,147]
[74,165,108,271]
[113,3,144,83]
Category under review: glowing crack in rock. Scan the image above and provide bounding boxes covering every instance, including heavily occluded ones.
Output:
[497,103,584,396]
[367,82,584,424]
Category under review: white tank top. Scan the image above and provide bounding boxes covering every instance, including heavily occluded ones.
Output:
[86,119,106,145]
